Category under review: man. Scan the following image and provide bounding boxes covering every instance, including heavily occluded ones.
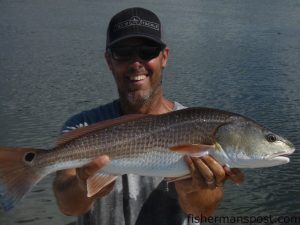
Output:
[53,7,243,225]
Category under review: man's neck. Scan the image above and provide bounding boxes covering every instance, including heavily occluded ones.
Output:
[119,92,174,115]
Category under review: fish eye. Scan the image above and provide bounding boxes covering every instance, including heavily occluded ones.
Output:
[266,134,277,143]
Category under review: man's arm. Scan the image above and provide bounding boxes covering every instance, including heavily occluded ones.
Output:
[53,155,114,216]
[175,155,244,217]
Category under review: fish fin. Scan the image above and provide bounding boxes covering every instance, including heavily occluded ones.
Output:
[86,173,117,197]
[165,174,192,183]
[214,142,223,151]
[169,144,215,154]
[0,146,46,211]
[188,150,210,158]
[57,114,150,146]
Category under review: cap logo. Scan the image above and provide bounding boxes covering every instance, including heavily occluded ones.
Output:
[114,16,159,32]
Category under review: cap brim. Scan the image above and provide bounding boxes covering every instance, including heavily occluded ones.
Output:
[106,34,166,49]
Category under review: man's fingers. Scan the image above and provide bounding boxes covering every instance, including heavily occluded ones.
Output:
[200,156,226,187]
[190,157,215,188]
[224,167,244,184]
[77,155,110,181]
[184,155,195,173]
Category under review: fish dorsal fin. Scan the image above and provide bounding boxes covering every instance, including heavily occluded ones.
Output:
[87,173,117,197]
[57,114,149,146]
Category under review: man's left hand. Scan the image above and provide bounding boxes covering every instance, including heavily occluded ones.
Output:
[175,155,244,217]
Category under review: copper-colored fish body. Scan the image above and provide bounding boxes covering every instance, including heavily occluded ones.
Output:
[0,107,295,211]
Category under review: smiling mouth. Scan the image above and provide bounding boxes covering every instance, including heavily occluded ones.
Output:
[128,75,147,82]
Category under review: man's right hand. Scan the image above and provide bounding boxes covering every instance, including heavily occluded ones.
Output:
[53,155,115,216]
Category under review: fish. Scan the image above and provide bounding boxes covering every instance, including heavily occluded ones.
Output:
[0,107,295,211]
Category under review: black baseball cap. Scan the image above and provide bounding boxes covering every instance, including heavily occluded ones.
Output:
[106,7,166,49]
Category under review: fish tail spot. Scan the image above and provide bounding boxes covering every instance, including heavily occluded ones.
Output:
[24,152,36,163]
[0,146,46,211]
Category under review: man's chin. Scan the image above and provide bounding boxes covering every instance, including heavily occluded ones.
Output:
[119,90,151,106]
[126,92,150,105]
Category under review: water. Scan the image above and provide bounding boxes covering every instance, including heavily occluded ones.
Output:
[0,0,299,224]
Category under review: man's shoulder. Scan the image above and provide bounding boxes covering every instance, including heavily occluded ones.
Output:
[61,100,122,133]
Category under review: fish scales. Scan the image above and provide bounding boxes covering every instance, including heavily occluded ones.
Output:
[35,108,230,171]
[55,109,230,171]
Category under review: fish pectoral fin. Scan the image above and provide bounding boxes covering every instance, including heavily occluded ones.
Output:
[169,144,215,154]
[86,173,117,197]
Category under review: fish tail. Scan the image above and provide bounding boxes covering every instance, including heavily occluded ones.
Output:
[0,146,46,211]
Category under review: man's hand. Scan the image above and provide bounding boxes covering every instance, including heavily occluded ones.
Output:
[53,155,114,216]
[175,155,244,217]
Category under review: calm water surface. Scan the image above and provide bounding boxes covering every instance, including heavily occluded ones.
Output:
[0,0,299,225]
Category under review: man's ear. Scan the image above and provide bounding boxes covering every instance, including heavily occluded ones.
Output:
[161,47,169,68]
[105,51,113,71]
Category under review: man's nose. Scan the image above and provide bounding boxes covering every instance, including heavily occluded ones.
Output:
[129,54,144,65]
[128,58,145,73]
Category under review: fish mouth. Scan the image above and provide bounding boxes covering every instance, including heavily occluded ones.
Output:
[268,148,295,159]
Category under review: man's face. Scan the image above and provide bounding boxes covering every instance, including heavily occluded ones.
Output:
[105,38,169,106]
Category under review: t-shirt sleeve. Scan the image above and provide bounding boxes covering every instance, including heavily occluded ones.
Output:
[60,100,122,134]
[60,113,88,134]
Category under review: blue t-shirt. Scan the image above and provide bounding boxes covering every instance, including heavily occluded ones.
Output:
[61,100,198,225]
